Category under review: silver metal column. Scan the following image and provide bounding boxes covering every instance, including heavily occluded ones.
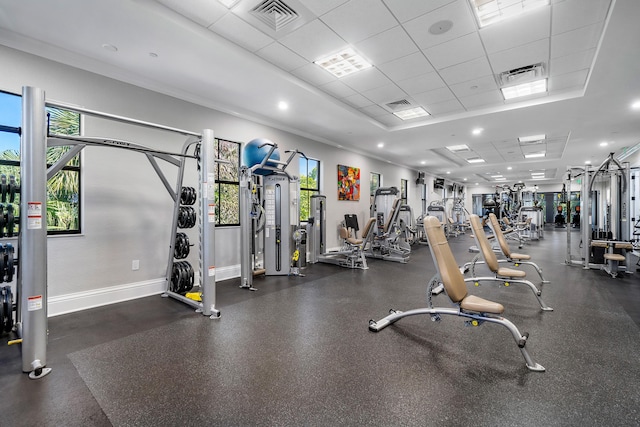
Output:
[200,129,219,318]
[582,166,591,268]
[239,167,254,290]
[20,86,51,378]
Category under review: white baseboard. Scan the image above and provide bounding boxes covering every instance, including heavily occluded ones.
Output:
[48,264,241,317]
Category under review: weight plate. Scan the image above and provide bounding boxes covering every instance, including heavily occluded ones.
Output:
[3,286,12,332]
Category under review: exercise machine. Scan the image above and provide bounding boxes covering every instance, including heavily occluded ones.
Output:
[16,86,220,379]
[363,187,410,263]
[307,195,368,270]
[369,216,545,372]
[239,139,302,290]
[565,153,633,276]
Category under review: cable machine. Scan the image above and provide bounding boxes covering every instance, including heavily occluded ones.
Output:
[17,86,219,379]
[565,153,632,274]
[239,139,302,291]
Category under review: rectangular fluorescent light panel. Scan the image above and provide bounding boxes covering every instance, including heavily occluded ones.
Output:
[494,178,507,181]
[491,175,503,178]
[519,134,546,143]
[446,144,470,153]
[466,158,485,164]
[393,107,430,120]
[470,0,549,27]
[501,79,547,100]
[524,152,546,158]
[315,48,372,78]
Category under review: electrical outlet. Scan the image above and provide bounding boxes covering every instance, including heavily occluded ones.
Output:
[132,260,140,271]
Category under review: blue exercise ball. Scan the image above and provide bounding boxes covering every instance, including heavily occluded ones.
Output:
[242,138,280,175]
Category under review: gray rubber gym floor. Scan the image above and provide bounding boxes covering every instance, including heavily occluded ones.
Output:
[1,226,639,426]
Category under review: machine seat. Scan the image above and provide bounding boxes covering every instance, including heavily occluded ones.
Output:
[460,294,504,314]
[497,267,527,278]
[603,253,625,262]
[509,252,531,261]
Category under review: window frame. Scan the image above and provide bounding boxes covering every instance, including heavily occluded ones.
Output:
[0,90,82,235]
[214,138,241,227]
[299,156,320,223]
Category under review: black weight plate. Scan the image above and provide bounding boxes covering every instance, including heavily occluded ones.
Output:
[0,175,6,203]
[5,245,14,283]
[6,205,14,238]
[0,287,5,334]
[3,286,12,332]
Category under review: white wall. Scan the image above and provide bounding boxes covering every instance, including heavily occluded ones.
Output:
[0,44,422,313]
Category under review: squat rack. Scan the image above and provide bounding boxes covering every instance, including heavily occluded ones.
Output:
[19,86,219,380]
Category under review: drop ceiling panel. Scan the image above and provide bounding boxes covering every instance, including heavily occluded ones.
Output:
[552,0,611,35]
[402,0,477,51]
[319,80,358,98]
[341,67,394,92]
[209,12,273,52]
[423,32,484,70]
[291,63,337,86]
[361,84,406,104]
[449,74,498,98]
[459,90,505,109]
[279,19,347,62]
[551,22,604,59]
[412,86,456,105]
[376,52,435,81]
[548,69,589,92]
[479,6,551,54]
[439,56,493,86]
[396,72,446,95]
[550,48,595,76]
[487,38,549,75]
[256,42,308,71]
[426,98,465,115]
[321,0,398,44]
[156,0,228,27]
[343,93,374,108]
[355,26,419,65]
[360,104,389,117]
[383,0,457,23]
[297,0,349,16]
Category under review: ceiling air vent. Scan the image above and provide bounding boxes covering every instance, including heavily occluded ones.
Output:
[385,99,412,111]
[250,0,299,32]
[498,62,545,86]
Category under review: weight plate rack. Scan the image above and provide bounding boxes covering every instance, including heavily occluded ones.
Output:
[171,187,196,295]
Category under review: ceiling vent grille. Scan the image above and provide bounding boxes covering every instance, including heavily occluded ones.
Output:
[250,0,299,32]
[386,99,412,111]
[498,62,545,86]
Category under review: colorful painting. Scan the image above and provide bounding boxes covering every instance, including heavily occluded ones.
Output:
[338,165,360,201]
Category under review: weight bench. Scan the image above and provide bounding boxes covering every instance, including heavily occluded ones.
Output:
[467,214,553,311]
[464,213,548,284]
[369,215,545,372]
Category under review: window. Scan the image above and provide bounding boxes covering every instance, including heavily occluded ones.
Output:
[214,138,240,226]
[299,157,320,222]
[0,90,81,235]
[400,179,408,204]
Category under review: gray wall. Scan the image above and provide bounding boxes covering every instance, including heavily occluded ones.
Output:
[0,44,421,300]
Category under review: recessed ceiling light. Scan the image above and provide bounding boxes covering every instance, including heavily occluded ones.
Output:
[463,178,468,181]
[491,175,503,178]
[101,43,118,52]
[507,166,513,170]
[315,48,372,79]
[599,141,608,147]
[420,161,426,165]
[519,134,546,143]
[446,171,451,174]
[524,152,546,158]
[467,157,485,164]
[472,127,483,135]
[475,183,479,185]
[377,142,384,148]
[278,101,289,110]
[501,79,547,100]
[495,178,507,181]
[446,144,470,153]
[531,173,545,177]
[470,0,550,27]
[393,107,430,120]
[631,100,640,110]
[585,160,592,164]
